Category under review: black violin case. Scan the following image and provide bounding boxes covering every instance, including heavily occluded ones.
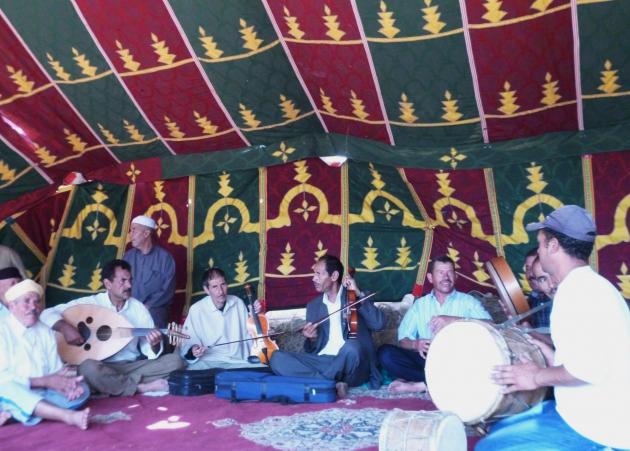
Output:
[168,366,271,396]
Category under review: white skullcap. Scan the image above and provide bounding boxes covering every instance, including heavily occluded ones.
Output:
[131,215,156,230]
[5,279,43,303]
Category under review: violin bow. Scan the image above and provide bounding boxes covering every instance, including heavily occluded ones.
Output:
[209,332,284,348]
[311,291,377,328]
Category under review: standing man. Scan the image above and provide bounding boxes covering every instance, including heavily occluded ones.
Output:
[124,215,176,328]
[0,266,22,321]
[181,267,264,369]
[270,255,385,396]
[477,205,630,450]
[0,245,26,278]
[41,260,185,397]
[378,255,491,392]
[0,279,90,429]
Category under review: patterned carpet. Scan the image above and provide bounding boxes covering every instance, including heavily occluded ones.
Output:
[0,386,479,450]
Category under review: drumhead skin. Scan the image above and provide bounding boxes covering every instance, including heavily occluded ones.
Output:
[425,320,509,423]
[378,409,466,451]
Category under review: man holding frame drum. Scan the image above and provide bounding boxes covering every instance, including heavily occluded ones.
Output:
[477,205,630,450]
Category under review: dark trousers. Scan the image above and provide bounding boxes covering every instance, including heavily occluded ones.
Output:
[269,340,370,387]
[377,344,426,382]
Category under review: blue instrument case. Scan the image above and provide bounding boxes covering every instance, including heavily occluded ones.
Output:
[215,370,337,403]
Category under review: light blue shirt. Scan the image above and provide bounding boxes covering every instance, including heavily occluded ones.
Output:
[398,289,491,341]
[0,303,8,321]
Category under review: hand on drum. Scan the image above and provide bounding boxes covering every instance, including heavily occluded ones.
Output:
[428,315,457,335]
[526,335,555,366]
[491,355,542,394]
[416,339,431,359]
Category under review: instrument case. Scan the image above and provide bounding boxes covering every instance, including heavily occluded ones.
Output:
[168,367,271,396]
[215,370,337,403]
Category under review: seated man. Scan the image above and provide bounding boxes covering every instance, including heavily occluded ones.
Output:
[0,266,22,321]
[477,205,630,450]
[0,279,90,429]
[524,248,551,329]
[532,257,556,300]
[180,267,265,369]
[41,259,185,396]
[378,255,491,392]
[270,255,385,395]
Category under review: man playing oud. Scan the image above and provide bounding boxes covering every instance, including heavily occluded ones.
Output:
[41,259,184,397]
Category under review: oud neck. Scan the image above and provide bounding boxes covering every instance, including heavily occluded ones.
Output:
[123,327,168,336]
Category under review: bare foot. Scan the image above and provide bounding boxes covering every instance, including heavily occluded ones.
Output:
[388,379,427,394]
[0,411,11,426]
[65,408,90,430]
[137,379,169,393]
[335,382,348,399]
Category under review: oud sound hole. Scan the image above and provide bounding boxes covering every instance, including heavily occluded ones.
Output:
[86,316,93,324]
[96,325,112,341]
[77,322,92,343]
[83,343,91,351]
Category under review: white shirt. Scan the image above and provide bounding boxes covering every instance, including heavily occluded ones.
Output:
[0,314,63,390]
[181,295,251,363]
[318,289,345,356]
[552,266,630,449]
[40,292,161,362]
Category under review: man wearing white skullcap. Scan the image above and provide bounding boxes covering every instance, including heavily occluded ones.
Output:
[0,280,90,429]
[123,215,176,328]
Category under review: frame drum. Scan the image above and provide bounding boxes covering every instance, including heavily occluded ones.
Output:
[378,409,466,451]
[485,256,529,317]
[425,320,546,424]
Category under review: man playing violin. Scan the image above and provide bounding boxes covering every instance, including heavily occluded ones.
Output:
[269,254,385,396]
[180,267,265,369]
[377,255,491,393]
[41,259,185,396]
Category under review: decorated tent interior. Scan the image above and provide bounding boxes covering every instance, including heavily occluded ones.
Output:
[1,0,629,449]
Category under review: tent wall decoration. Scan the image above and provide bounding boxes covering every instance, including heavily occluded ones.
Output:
[0,1,628,317]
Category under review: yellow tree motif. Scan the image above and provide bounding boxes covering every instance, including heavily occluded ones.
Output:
[164,116,185,139]
[422,0,446,35]
[396,237,412,268]
[472,251,490,283]
[378,1,400,38]
[217,171,234,197]
[436,171,455,197]
[441,91,463,122]
[446,243,461,268]
[369,163,386,191]
[279,95,301,120]
[616,262,630,300]
[234,252,250,284]
[284,7,305,39]
[320,88,337,114]
[123,120,145,142]
[98,123,120,145]
[277,243,296,275]
[323,5,346,41]
[64,129,87,153]
[598,60,621,94]
[362,236,380,270]
[314,240,328,262]
[239,103,261,128]
[239,19,263,51]
[526,162,548,194]
[88,263,103,291]
[540,72,561,106]
[350,90,370,120]
[72,48,97,77]
[58,255,76,287]
[46,53,71,81]
[6,66,34,94]
[34,144,57,166]
[0,160,16,182]
[399,93,418,123]
[151,33,176,65]
[272,142,296,163]
[482,0,508,23]
[531,0,553,13]
[198,26,224,59]
[498,81,520,115]
[194,111,218,135]
[115,40,140,71]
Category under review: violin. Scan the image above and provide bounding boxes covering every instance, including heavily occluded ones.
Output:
[346,267,359,339]
[244,283,279,365]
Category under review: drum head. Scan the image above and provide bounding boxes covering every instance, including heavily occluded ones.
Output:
[425,320,509,423]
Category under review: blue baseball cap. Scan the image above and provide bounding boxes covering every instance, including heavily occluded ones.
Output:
[525,205,596,242]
